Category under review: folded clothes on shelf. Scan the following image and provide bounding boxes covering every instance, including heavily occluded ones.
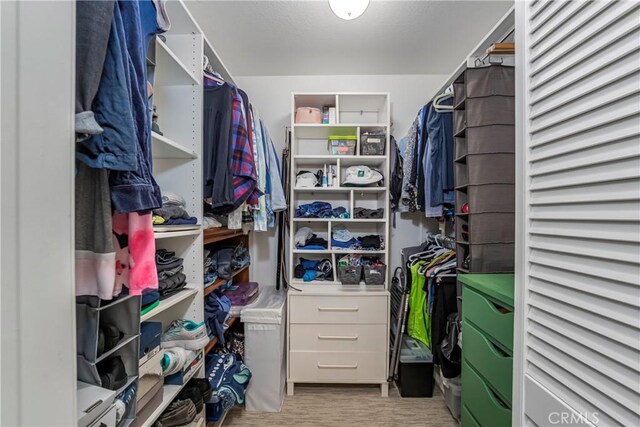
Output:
[294,226,328,249]
[155,249,187,300]
[203,243,251,286]
[354,207,385,219]
[331,225,385,251]
[294,201,349,219]
[153,191,198,225]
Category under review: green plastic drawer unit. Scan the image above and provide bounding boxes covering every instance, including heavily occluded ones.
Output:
[463,322,513,404]
[461,288,514,352]
[462,287,514,352]
[462,404,481,427]
[462,363,511,427]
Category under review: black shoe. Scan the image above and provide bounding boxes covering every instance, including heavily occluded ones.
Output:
[98,356,128,391]
[101,323,123,354]
[188,378,212,404]
[177,385,204,413]
[97,328,106,357]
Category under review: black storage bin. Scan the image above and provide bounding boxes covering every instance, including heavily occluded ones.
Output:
[360,132,386,155]
[338,265,362,284]
[363,264,386,285]
[397,335,434,397]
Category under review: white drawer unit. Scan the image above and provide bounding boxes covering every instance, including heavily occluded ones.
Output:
[287,93,391,398]
[289,323,386,353]
[289,351,387,382]
[289,294,387,325]
[287,290,390,397]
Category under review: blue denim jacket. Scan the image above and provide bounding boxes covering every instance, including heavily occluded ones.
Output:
[108,0,165,212]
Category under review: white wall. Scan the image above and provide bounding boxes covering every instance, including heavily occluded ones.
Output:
[236,74,447,287]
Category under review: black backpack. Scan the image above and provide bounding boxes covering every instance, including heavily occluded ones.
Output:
[389,136,403,212]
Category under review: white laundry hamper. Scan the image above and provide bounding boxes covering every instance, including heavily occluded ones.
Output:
[241,285,287,412]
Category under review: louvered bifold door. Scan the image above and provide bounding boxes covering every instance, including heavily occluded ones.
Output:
[515,1,640,426]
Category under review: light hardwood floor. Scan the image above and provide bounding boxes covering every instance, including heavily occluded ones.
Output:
[224,384,458,426]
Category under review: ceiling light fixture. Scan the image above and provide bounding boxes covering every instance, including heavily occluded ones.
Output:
[329,0,370,21]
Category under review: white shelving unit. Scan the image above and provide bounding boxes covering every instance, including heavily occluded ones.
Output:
[137,2,209,426]
[287,92,391,397]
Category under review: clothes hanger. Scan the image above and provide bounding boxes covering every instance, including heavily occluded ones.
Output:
[433,85,453,112]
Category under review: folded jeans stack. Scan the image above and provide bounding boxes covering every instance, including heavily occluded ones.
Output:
[203,243,250,287]
[153,191,198,226]
[156,249,187,300]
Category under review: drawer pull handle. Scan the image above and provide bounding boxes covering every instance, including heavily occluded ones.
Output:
[318,335,359,340]
[317,363,358,369]
[318,306,359,312]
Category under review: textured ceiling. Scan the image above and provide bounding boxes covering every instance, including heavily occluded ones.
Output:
[187,0,513,76]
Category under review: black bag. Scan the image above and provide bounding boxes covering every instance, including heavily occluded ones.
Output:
[389,136,403,212]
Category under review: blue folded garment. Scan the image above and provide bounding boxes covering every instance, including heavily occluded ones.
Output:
[331,238,360,248]
[164,217,198,225]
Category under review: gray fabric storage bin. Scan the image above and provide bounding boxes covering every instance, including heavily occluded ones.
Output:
[456,184,515,214]
[76,296,140,363]
[454,110,465,136]
[458,213,515,244]
[465,96,515,128]
[466,153,515,185]
[453,82,465,107]
[77,336,139,389]
[455,137,466,160]
[455,163,468,187]
[457,242,515,273]
[465,125,515,155]
[465,66,515,98]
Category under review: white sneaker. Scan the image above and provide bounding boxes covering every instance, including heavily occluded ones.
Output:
[161,319,209,350]
[162,347,192,376]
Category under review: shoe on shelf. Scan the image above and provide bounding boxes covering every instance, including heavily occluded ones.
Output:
[177,385,204,413]
[156,399,197,427]
[161,319,209,350]
[114,382,137,423]
[98,356,128,391]
[189,378,213,404]
[161,347,192,376]
[101,323,123,355]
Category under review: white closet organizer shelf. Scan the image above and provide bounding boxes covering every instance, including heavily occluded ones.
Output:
[139,357,204,426]
[288,92,391,398]
[140,286,198,322]
[154,38,199,87]
[293,123,388,127]
[294,187,387,192]
[293,218,385,223]
[154,228,202,240]
[151,132,198,159]
[293,249,386,254]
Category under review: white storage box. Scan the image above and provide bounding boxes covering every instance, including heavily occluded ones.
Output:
[241,286,287,412]
[443,375,462,420]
